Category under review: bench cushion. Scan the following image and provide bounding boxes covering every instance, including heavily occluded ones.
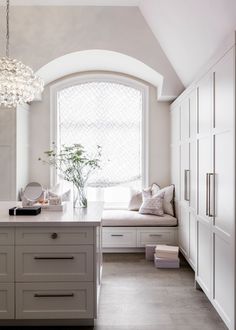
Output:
[102,210,177,227]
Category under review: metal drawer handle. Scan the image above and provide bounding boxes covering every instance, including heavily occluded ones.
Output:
[208,173,214,218]
[111,234,124,237]
[184,169,190,201]
[34,256,74,260]
[149,234,162,237]
[51,233,58,239]
[34,293,74,298]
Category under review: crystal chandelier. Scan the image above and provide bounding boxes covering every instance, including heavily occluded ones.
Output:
[0,0,44,108]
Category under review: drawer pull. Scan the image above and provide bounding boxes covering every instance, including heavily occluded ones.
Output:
[51,233,58,239]
[34,256,74,260]
[149,234,162,237]
[34,293,74,298]
[111,234,124,237]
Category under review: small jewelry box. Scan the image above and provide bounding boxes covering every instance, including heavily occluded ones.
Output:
[9,206,41,216]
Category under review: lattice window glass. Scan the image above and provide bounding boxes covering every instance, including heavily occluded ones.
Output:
[57,80,143,203]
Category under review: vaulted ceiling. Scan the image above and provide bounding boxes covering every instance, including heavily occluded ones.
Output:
[5,0,236,87]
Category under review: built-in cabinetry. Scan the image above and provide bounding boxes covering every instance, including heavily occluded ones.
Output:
[0,202,102,326]
[0,104,29,201]
[171,44,235,330]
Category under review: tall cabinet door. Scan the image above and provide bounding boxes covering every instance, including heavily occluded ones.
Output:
[196,71,213,298]
[212,48,235,329]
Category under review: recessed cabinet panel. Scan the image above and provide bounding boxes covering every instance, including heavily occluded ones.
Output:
[16,227,93,245]
[189,90,197,138]
[16,282,94,319]
[197,220,211,297]
[171,146,180,200]
[214,48,234,132]
[197,136,212,219]
[179,205,189,257]
[189,213,196,268]
[181,98,190,141]
[213,235,233,327]
[198,72,213,135]
[0,246,14,282]
[171,107,180,144]
[15,245,93,282]
[190,141,197,210]
[180,143,190,204]
[214,132,234,235]
[0,283,14,319]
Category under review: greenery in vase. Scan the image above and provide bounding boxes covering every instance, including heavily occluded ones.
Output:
[39,143,102,207]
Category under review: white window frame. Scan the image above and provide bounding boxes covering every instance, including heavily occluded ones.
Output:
[50,73,149,192]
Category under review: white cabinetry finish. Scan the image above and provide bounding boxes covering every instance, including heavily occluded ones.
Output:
[16,282,94,319]
[171,88,197,270]
[0,202,102,326]
[171,44,235,330]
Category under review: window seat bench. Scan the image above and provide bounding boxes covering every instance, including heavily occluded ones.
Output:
[102,210,178,252]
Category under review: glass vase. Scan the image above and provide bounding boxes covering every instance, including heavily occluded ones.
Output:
[73,184,87,208]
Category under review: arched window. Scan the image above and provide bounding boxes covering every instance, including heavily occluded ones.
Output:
[51,74,149,207]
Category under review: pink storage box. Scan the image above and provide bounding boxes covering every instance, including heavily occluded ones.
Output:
[145,244,157,261]
[154,254,180,268]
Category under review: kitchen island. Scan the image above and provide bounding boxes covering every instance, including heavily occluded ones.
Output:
[0,201,103,326]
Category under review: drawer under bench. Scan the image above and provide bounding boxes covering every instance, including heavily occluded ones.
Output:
[102,226,178,250]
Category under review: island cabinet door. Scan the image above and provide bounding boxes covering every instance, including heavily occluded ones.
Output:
[16,282,94,319]
[15,245,93,282]
[0,284,14,319]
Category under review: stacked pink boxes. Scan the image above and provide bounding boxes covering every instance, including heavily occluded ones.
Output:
[154,245,180,268]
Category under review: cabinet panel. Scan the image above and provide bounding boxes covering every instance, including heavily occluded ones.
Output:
[16,227,93,245]
[102,228,136,248]
[179,205,189,257]
[0,283,14,319]
[137,228,177,247]
[16,282,94,319]
[197,220,211,297]
[15,245,93,282]
[190,141,197,210]
[171,107,180,144]
[197,136,212,219]
[0,246,14,282]
[180,98,190,141]
[198,72,213,135]
[180,143,190,203]
[214,132,234,235]
[189,90,197,138]
[189,213,196,268]
[171,146,180,201]
[213,235,233,328]
[214,48,234,132]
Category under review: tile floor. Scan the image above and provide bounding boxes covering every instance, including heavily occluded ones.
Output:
[94,253,227,330]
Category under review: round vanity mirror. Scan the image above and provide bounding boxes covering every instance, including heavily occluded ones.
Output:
[23,182,43,202]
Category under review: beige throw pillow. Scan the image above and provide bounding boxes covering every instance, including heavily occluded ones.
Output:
[128,183,160,211]
[128,190,142,211]
[154,185,175,216]
[139,192,164,216]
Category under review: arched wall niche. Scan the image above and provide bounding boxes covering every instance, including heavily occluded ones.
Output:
[36,49,171,101]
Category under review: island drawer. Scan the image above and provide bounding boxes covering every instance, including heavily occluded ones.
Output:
[15,227,93,245]
[0,228,14,245]
[16,282,94,319]
[15,245,93,282]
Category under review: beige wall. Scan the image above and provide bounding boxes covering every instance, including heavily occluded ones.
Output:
[29,72,171,189]
[0,6,183,97]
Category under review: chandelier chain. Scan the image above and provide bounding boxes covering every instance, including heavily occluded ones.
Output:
[6,0,10,57]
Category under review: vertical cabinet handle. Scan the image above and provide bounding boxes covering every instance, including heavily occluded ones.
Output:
[184,169,190,201]
[206,173,214,217]
[206,173,209,216]
[208,173,214,217]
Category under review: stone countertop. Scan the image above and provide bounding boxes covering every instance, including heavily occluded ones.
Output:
[0,201,103,227]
